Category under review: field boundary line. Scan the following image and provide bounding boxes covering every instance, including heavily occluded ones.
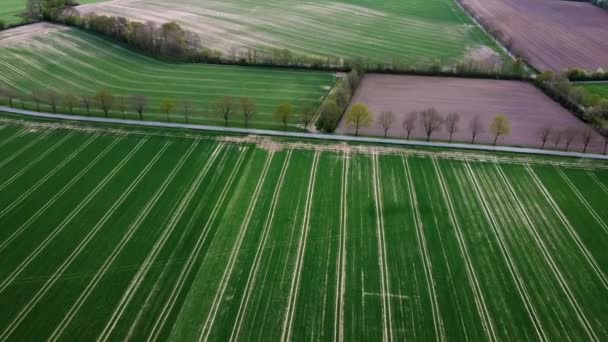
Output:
[0,136,121,253]
[555,167,608,235]
[281,151,320,342]
[0,131,47,169]
[587,171,608,195]
[2,106,608,161]
[48,140,199,341]
[494,164,599,342]
[333,152,349,342]
[371,153,393,342]
[524,165,608,289]
[145,144,248,342]
[432,158,497,342]
[229,150,293,342]
[464,162,548,342]
[0,132,73,191]
[97,143,225,342]
[0,134,97,219]
[198,151,274,342]
[0,141,170,341]
[403,157,445,342]
[0,137,147,294]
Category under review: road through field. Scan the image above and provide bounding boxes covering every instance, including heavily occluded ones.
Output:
[0,116,607,340]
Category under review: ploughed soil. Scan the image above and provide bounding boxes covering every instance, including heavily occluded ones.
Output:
[459,0,608,72]
[338,74,605,153]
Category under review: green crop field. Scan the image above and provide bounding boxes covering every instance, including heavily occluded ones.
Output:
[0,0,25,25]
[0,113,607,341]
[0,0,105,25]
[76,0,500,64]
[0,24,336,130]
[584,84,608,99]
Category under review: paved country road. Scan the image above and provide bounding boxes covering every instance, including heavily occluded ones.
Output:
[1,106,607,161]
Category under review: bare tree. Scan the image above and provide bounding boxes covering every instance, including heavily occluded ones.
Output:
[469,115,484,144]
[581,127,594,153]
[181,99,193,123]
[240,97,256,128]
[116,96,127,119]
[299,104,316,132]
[445,112,460,142]
[45,91,60,113]
[563,128,578,151]
[378,111,396,138]
[62,93,78,114]
[421,108,443,141]
[31,90,43,112]
[536,126,552,149]
[95,89,114,117]
[131,94,147,120]
[551,129,562,149]
[24,0,43,21]
[0,87,16,107]
[402,111,417,140]
[81,94,93,115]
[213,96,235,127]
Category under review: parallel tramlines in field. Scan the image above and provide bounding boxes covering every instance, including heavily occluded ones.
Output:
[529,166,608,274]
[1,120,607,341]
[0,26,335,129]
[470,162,597,340]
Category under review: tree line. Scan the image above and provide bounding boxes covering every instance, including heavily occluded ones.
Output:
[0,87,324,130]
[535,71,608,137]
[341,103,606,154]
[23,0,534,77]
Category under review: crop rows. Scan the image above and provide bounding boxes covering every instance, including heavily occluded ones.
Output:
[0,25,336,129]
[0,118,607,341]
[77,0,498,64]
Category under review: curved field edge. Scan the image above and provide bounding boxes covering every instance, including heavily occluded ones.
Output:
[75,0,502,64]
[0,24,337,130]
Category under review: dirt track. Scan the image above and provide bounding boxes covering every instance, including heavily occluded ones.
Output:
[459,0,608,72]
[338,75,605,152]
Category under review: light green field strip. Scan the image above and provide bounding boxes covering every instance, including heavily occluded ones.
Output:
[79,0,499,63]
[0,120,607,340]
[583,84,608,99]
[0,26,336,130]
[0,0,24,25]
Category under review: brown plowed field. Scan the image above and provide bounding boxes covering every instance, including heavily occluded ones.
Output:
[459,0,608,72]
[338,75,605,152]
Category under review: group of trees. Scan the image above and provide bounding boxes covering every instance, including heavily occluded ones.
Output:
[536,125,604,154]
[590,0,608,11]
[536,71,608,139]
[344,104,513,146]
[315,69,362,133]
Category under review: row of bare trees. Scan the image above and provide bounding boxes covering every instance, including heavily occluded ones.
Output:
[0,87,324,130]
[536,126,601,153]
[346,105,512,145]
[344,104,607,153]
